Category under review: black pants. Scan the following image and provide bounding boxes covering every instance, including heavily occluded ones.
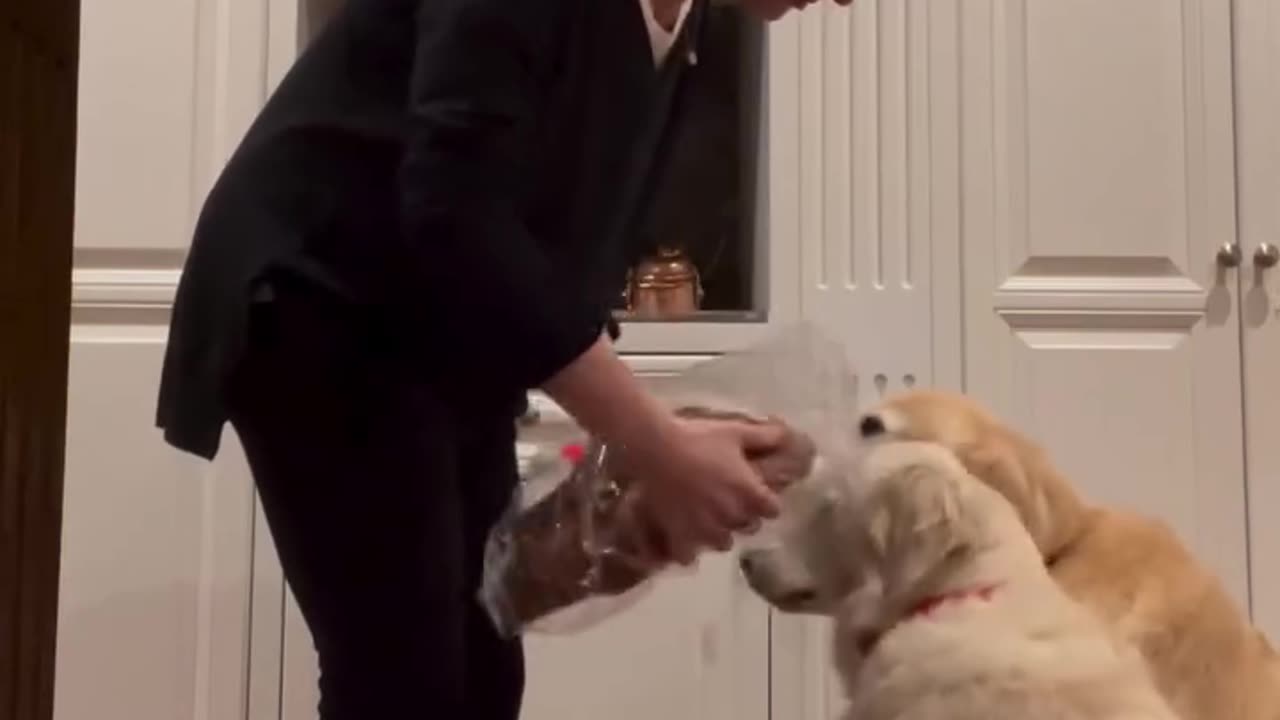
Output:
[226,278,524,719]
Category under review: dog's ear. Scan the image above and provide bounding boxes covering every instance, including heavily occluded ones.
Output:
[954,435,1032,515]
[872,466,976,600]
[953,433,1064,557]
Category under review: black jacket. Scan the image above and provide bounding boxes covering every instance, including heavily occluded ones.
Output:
[157,0,709,459]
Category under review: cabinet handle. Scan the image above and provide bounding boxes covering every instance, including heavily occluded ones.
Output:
[1254,243,1280,269]
[1216,242,1243,268]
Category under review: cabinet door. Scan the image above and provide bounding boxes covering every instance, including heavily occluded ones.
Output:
[56,0,274,717]
[771,0,1254,715]
[766,2,968,715]
[1234,0,1280,643]
[959,0,1248,607]
[762,0,962,707]
[270,358,771,720]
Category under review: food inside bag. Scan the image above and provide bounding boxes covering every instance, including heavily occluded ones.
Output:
[479,323,859,637]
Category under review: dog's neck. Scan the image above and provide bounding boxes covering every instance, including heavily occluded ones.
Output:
[850,579,1004,657]
[851,541,1043,656]
[907,582,1002,618]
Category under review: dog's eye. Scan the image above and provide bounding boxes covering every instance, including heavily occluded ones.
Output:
[859,414,886,437]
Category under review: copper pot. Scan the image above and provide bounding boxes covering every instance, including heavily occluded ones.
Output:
[624,247,704,319]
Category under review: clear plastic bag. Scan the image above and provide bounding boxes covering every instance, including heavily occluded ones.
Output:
[478,323,860,637]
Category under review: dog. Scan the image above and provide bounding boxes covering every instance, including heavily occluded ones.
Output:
[856,389,1280,720]
[740,440,1177,720]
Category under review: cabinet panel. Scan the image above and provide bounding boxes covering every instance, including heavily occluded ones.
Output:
[75,0,273,260]
[792,0,959,394]
[55,326,255,720]
[74,0,200,256]
[1021,0,1198,262]
[766,3,967,716]
[61,0,286,718]
[959,0,1248,608]
[520,553,767,720]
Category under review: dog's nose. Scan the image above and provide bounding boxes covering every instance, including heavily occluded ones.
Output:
[859,414,886,437]
[738,555,756,575]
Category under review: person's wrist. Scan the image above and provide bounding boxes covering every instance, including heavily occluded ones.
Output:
[612,394,680,457]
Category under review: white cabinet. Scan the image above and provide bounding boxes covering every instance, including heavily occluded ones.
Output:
[953,0,1248,600]
[54,0,1279,719]
[769,0,1280,715]
[770,0,1272,715]
[1233,0,1280,645]
[56,0,274,718]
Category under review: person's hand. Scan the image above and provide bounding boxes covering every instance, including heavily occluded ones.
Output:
[540,335,785,565]
[621,415,786,565]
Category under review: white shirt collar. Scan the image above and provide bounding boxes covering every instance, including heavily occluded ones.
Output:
[639,0,694,66]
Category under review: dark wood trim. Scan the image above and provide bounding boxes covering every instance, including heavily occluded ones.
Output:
[1,0,80,718]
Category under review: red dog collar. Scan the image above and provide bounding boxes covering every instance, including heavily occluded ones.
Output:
[854,583,1003,656]
[908,583,1002,619]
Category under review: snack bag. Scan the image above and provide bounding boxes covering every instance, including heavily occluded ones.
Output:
[478,323,858,637]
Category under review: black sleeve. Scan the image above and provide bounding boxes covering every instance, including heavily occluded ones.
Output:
[398,0,603,391]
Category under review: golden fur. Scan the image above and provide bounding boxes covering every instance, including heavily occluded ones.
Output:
[739,440,1176,719]
[858,389,1280,720]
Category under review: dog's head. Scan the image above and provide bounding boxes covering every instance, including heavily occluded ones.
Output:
[739,440,1025,615]
[856,390,1089,560]
[736,458,859,615]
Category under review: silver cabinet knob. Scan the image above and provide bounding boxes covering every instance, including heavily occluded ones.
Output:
[1254,243,1280,269]
[1217,242,1244,268]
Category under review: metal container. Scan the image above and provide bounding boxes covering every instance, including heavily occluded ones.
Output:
[624,246,703,319]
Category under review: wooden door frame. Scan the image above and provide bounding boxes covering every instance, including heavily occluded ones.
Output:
[1,0,81,719]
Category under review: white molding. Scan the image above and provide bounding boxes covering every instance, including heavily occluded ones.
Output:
[998,273,1205,297]
[71,268,181,310]
[993,289,1209,315]
[614,321,786,354]
[995,308,1205,332]
[245,485,285,720]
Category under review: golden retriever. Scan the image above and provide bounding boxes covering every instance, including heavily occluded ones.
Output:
[856,389,1280,720]
[739,440,1176,720]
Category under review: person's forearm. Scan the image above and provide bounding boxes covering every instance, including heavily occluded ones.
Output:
[541,335,677,450]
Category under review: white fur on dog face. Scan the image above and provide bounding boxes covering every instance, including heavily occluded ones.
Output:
[738,459,864,614]
[738,440,1021,616]
[858,441,968,487]
[737,442,963,615]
